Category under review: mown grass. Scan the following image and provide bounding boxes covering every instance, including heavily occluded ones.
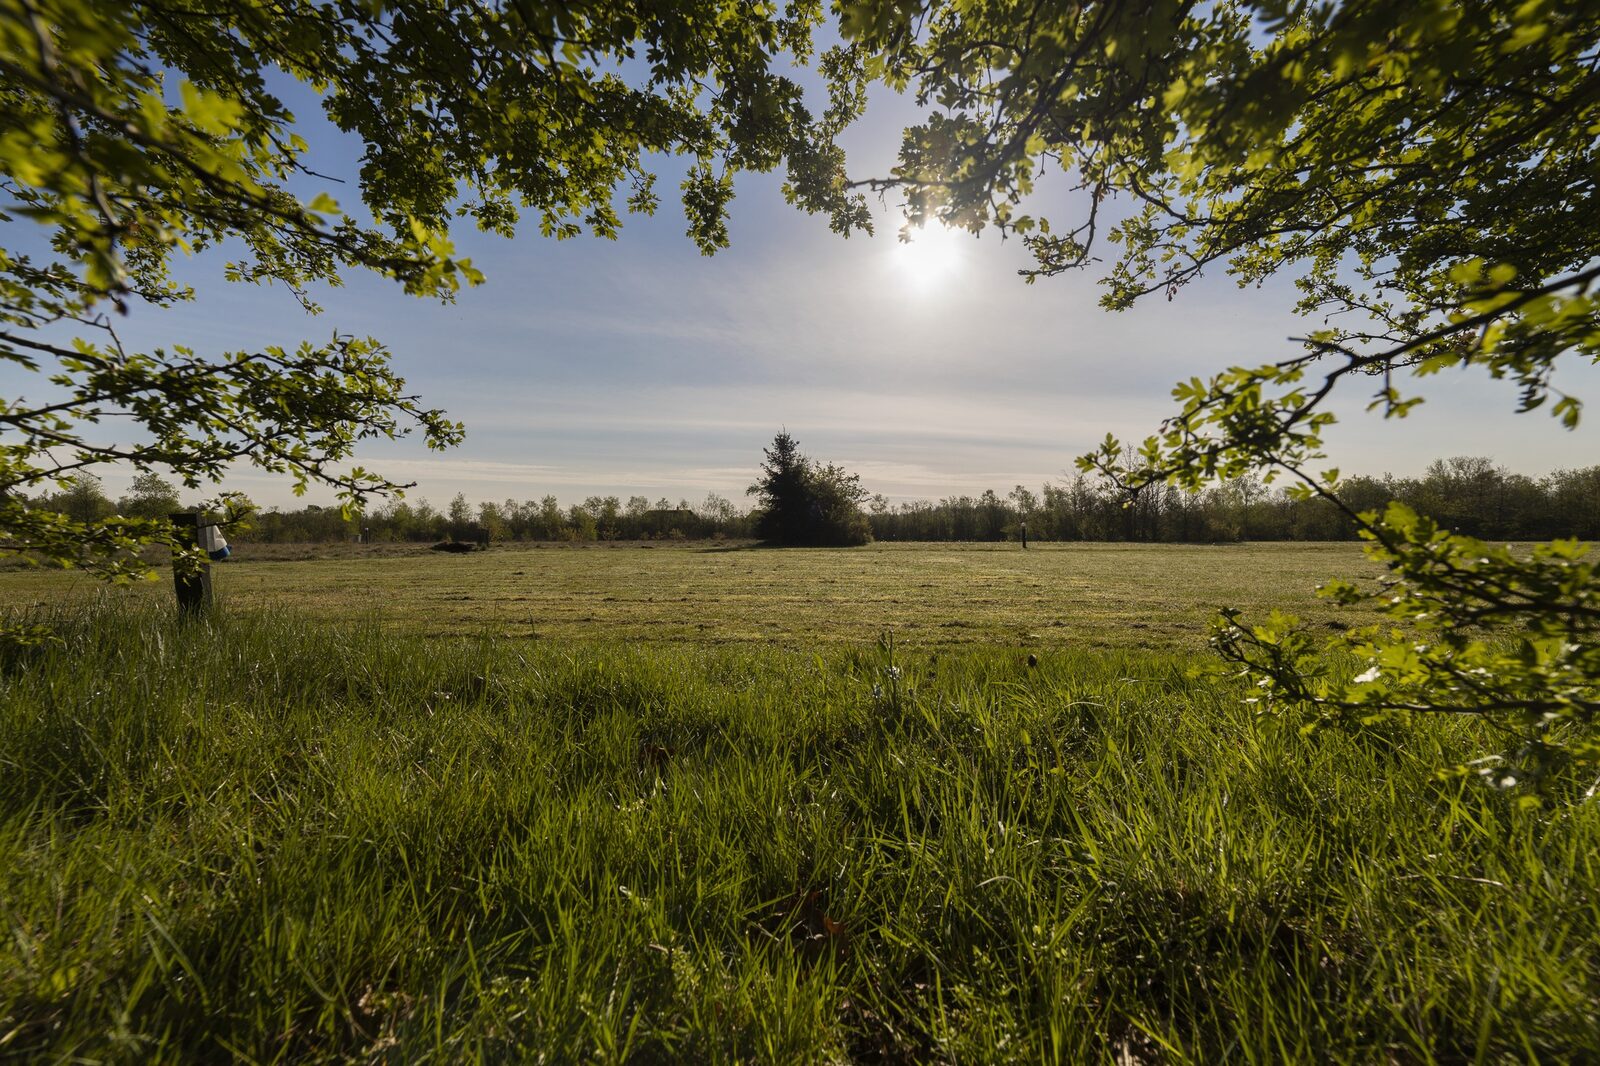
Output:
[3,601,1598,1063]
[0,541,1383,649]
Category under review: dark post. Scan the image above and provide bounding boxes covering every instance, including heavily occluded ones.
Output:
[169,511,213,617]
[1020,521,1028,550]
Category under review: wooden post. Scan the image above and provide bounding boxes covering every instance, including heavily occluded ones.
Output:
[1020,521,1028,549]
[169,511,212,617]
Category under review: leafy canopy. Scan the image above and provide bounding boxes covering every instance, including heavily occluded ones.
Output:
[1,0,870,578]
[840,0,1600,788]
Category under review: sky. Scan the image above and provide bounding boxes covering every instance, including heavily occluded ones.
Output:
[9,59,1599,511]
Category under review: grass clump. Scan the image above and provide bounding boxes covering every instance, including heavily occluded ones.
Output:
[1,601,1597,1062]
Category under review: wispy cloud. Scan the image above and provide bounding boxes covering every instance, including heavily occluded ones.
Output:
[13,127,1594,512]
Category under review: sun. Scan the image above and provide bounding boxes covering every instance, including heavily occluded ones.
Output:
[890,222,966,292]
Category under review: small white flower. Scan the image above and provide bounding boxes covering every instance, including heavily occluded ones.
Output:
[886,666,902,680]
[1353,667,1382,684]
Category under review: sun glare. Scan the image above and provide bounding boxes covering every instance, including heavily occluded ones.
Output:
[891,222,966,292]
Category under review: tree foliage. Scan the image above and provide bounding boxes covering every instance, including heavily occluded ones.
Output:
[748,431,871,546]
[116,471,180,518]
[0,0,870,579]
[843,0,1600,788]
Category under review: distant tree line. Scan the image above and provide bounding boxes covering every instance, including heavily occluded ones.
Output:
[21,456,1599,546]
[869,458,1600,543]
[18,476,751,544]
[257,492,755,544]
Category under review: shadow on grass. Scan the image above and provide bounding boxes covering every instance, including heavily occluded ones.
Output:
[695,541,882,553]
[695,542,785,553]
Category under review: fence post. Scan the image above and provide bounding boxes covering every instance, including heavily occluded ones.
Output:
[169,510,212,617]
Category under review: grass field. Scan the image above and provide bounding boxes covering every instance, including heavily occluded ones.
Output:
[0,541,1382,649]
[3,545,1597,1062]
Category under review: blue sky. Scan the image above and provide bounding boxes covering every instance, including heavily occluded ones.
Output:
[10,73,1598,510]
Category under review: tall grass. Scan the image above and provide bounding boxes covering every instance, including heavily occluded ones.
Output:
[1,600,1597,1062]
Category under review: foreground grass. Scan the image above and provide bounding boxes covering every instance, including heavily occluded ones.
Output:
[2,604,1599,1063]
[0,541,1382,649]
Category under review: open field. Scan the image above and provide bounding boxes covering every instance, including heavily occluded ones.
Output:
[4,545,1594,1062]
[2,603,1598,1063]
[0,541,1384,649]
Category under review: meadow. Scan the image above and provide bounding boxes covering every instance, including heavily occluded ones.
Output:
[0,540,1382,649]
[2,544,1597,1063]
